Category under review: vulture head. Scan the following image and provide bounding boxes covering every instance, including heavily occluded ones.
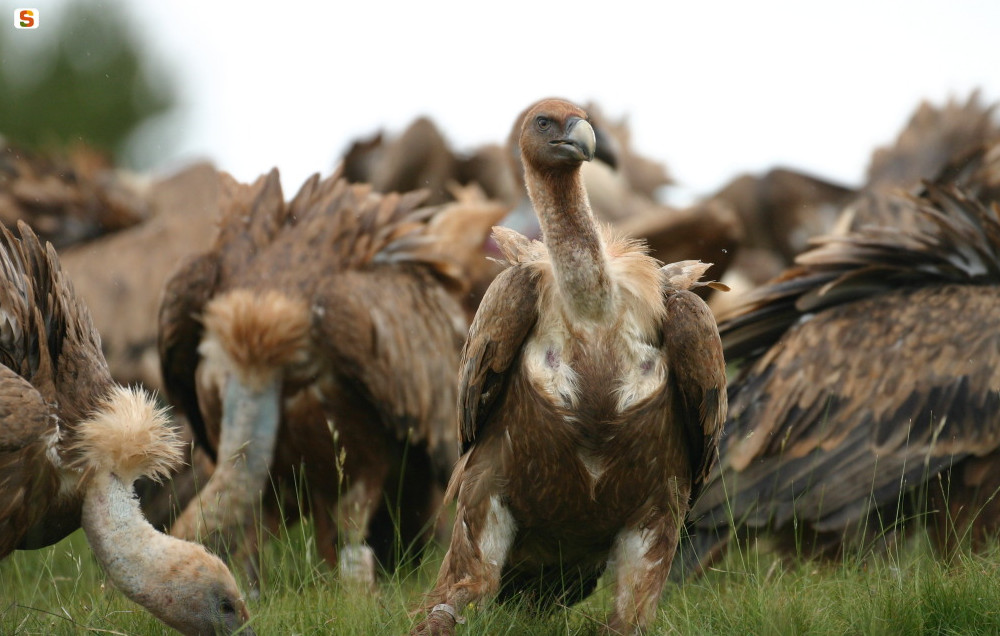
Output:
[519,99,597,173]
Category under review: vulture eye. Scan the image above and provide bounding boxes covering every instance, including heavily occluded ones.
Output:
[535,116,551,131]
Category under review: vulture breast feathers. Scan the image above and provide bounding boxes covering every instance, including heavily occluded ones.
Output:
[159,169,486,588]
[679,142,1000,578]
[412,99,727,636]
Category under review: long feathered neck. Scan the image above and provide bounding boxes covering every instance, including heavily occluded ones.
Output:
[525,166,612,321]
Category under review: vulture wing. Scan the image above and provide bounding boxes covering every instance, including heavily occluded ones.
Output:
[692,185,1000,536]
[0,365,62,556]
[313,267,465,457]
[458,262,540,452]
[661,288,728,502]
[0,221,112,555]
[158,252,220,459]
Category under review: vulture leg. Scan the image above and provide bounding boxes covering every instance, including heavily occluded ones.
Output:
[366,443,442,573]
[334,476,382,589]
[410,496,515,636]
[605,497,687,635]
[326,405,400,588]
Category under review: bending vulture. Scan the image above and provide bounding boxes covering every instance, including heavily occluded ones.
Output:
[159,170,497,590]
[0,222,252,636]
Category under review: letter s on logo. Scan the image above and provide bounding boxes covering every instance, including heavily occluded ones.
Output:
[18,9,36,28]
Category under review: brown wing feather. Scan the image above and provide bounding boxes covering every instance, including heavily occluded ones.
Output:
[865,91,999,191]
[158,252,220,459]
[1,222,111,424]
[458,263,540,451]
[313,267,465,462]
[0,365,65,557]
[662,289,727,502]
[690,183,1000,539]
[696,284,1000,532]
[0,221,113,556]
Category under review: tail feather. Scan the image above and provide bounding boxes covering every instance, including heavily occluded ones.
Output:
[70,386,181,485]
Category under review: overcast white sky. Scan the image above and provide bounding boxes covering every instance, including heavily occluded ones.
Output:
[17,1,1000,203]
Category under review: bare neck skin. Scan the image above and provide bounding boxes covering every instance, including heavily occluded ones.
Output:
[525,167,613,322]
[82,472,185,616]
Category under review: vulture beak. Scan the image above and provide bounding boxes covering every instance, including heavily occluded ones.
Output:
[551,117,596,163]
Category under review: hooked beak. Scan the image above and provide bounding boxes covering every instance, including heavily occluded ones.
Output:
[550,117,596,162]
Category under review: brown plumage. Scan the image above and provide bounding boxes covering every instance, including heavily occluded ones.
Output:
[60,162,225,390]
[341,116,459,205]
[159,169,489,590]
[410,99,727,636]
[616,198,743,301]
[704,92,999,314]
[340,116,522,210]
[677,142,1000,579]
[842,91,1000,232]
[0,142,149,248]
[866,91,999,192]
[0,221,252,635]
[710,168,855,267]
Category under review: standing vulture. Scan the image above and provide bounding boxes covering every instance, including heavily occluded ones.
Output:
[0,222,252,636]
[677,142,1000,579]
[410,99,727,636]
[160,170,494,590]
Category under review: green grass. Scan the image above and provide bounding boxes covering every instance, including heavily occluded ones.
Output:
[5,520,1000,635]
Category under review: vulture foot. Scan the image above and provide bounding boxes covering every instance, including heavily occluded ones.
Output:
[408,606,458,636]
[338,543,376,590]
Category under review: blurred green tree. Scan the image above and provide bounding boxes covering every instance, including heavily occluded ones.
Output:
[0,0,176,167]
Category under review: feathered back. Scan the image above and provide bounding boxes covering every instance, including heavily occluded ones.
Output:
[866,91,1000,189]
[0,221,105,398]
[211,169,289,282]
[68,385,180,485]
[212,170,464,288]
[0,221,42,378]
[721,185,1000,366]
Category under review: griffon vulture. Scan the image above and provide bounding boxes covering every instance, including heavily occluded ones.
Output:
[704,91,999,315]
[677,142,1000,579]
[410,99,727,636]
[0,142,148,248]
[160,170,499,590]
[503,101,740,299]
[0,222,252,636]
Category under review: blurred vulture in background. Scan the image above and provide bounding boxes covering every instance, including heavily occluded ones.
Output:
[0,141,149,248]
[843,91,1000,231]
[0,145,225,390]
[61,162,225,390]
[339,101,741,303]
[707,91,1000,310]
[676,141,1000,580]
[159,169,503,591]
